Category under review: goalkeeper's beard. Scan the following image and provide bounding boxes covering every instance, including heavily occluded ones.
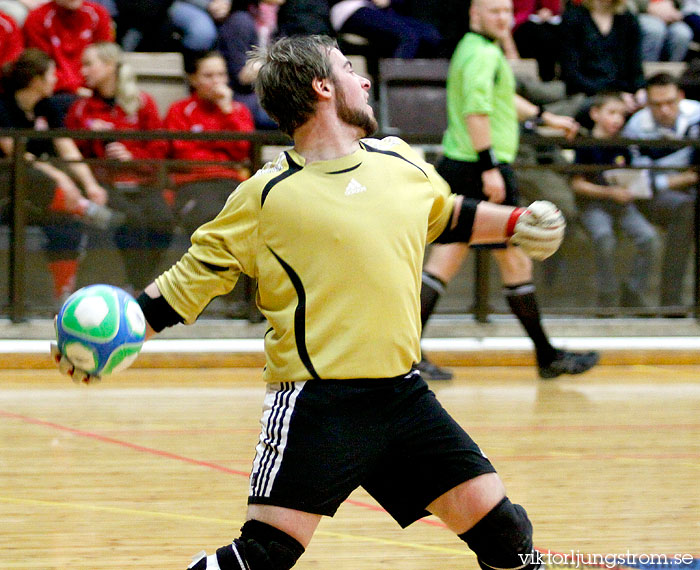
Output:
[334,80,378,137]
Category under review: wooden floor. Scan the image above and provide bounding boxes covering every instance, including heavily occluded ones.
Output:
[0,365,698,569]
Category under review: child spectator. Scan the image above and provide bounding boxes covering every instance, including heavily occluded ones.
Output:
[571,92,659,311]
[164,50,254,236]
[65,42,174,292]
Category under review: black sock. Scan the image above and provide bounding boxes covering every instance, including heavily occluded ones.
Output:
[504,283,557,366]
[420,271,446,330]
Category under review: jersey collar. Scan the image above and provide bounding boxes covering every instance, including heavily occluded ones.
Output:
[287,145,365,173]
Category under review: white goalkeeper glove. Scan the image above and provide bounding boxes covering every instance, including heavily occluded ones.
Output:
[50,342,101,385]
[506,200,565,261]
[51,317,101,385]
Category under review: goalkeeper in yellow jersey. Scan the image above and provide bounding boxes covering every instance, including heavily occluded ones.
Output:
[54,34,564,570]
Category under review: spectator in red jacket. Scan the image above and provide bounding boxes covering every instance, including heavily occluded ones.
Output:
[65,41,173,292]
[0,48,121,303]
[0,11,23,73]
[23,0,114,105]
[164,50,254,236]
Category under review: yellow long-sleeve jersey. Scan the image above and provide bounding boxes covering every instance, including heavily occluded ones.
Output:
[156,137,455,382]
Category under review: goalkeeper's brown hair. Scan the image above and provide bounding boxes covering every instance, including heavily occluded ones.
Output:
[248,35,338,137]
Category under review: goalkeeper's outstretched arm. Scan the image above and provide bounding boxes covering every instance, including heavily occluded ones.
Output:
[435,196,566,261]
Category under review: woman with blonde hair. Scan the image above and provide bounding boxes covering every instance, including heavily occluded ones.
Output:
[65,41,174,292]
[560,0,646,113]
[0,48,121,304]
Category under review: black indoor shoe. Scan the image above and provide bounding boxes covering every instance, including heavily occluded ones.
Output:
[538,349,600,380]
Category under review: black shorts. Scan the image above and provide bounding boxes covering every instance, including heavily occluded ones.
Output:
[437,156,520,206]
[248,371,496,528]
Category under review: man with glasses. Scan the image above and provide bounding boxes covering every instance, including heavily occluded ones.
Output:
[622,72,699,314]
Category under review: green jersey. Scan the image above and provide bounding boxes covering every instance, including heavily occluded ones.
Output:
[442,32,519,163]
[156,137,455,383]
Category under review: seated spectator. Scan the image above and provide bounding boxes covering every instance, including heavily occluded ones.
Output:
[681,0,700,44]
[0,0,45,26]
[164,50,254,235]
[95,0,174,51]
[23,0,114,117]
[571,92,659,311]
[399,0,470,57]
[65,42,174,292]
[329,0,443,59]
[276,0,332,36]
[217,0,280,129]
[622,72,698,313]
[255,0,283,46]
[101,0,227,53]
[627,0,691,62]
[169,0,230,52]
[560,0,646,116]
[0,10,23,76]
[510,0,562,81]
[0,49,120,302]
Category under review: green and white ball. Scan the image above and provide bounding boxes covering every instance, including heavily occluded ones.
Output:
[57,284,146,376]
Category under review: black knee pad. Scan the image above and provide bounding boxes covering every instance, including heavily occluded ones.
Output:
[458,497,537,570]
[216,520,305,570]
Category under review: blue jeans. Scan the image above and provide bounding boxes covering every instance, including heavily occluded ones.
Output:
[579,201,659,300]
[340,7,443,58]
[638,13,692,61]
[638,189,696,306]
[169,1,218,51]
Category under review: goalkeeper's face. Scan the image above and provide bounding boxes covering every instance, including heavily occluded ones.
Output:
[329,49,378,138]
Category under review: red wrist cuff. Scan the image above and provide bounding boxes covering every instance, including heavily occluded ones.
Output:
[506,207,526,237]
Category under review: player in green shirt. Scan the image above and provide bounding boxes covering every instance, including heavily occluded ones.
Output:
[419,0,600,381]
[53,34,565,570]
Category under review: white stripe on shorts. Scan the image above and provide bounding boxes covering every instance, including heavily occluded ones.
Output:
[249,381,305,498]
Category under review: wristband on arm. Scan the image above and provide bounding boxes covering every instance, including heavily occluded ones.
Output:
[506,207,527,237]
[136,290,184,332]
[477,148,498,173]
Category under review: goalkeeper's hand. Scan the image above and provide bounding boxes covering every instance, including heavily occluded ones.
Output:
[51,317,101,385]
[50,342,101,384]
[507,200,565,261]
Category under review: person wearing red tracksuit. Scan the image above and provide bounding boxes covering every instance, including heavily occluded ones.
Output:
[0,11,23,73]
[164,50,255,236]
[65,41,174,292]
[24,0,113,116]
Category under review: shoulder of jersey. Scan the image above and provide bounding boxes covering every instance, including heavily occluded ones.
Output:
[236,150,295,199]
[251,150,292,181]
[360,135,410,155]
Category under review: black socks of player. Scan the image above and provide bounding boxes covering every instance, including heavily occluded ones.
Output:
[504,283,557,367]
[420,271,447,330]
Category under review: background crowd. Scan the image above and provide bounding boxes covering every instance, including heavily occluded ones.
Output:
[0,0,698,320]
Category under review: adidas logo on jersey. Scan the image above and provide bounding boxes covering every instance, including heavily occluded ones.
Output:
[344,178,367,196]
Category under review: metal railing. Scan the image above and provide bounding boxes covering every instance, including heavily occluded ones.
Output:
[1,128,699,322]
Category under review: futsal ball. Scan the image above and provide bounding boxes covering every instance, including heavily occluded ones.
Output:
[56,284,146,376]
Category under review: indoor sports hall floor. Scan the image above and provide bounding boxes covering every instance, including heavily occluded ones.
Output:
[0,342,698,569]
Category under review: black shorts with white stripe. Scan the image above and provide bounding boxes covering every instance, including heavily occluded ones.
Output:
[248,371,496,528]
